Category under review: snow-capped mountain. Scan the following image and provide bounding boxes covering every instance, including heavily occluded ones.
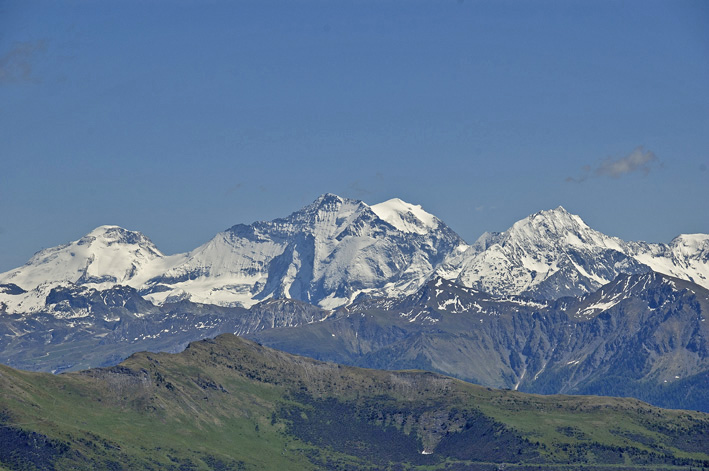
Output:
[1,226,167,288]
[0,194,466,314]
[1,198,707,315]
[0,226,185,314]
[626,234,709,288]
[141,194,465,308]
[437,206,709,300]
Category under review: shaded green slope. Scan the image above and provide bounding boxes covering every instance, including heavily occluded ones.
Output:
[1,334,708,470]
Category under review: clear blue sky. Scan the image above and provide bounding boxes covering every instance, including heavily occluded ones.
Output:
[1,0,707,271]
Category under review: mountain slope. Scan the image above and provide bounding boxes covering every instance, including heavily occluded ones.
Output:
[0,283,332,373]
[1,334,708,470]
[252,273,709,411]
[529,271,709,408]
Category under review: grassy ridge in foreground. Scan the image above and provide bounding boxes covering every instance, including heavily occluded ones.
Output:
[0,334,708,470]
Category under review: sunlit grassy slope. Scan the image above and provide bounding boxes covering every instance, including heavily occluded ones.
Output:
[1,334,707,470]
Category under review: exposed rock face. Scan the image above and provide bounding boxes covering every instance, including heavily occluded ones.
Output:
[252,272,709,411]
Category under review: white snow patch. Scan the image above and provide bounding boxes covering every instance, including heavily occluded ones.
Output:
[370,198,437,234]
[576,296,622,317]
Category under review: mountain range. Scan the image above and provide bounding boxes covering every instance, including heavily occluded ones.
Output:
[1,194,707,412]
[2,194,707,313]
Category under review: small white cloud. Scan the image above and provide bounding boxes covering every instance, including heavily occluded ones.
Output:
[566,147,659,182]
[595,147,658,178]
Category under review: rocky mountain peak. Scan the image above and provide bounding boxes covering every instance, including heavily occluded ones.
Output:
[311,192,346,206]
[504,206,591,245]
[670,234,709,258]
[77,225,161,253]
[275,194,367,236]
[302,193,360,215]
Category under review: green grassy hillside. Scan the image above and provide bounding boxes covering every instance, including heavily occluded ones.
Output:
[1,334,708,470]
